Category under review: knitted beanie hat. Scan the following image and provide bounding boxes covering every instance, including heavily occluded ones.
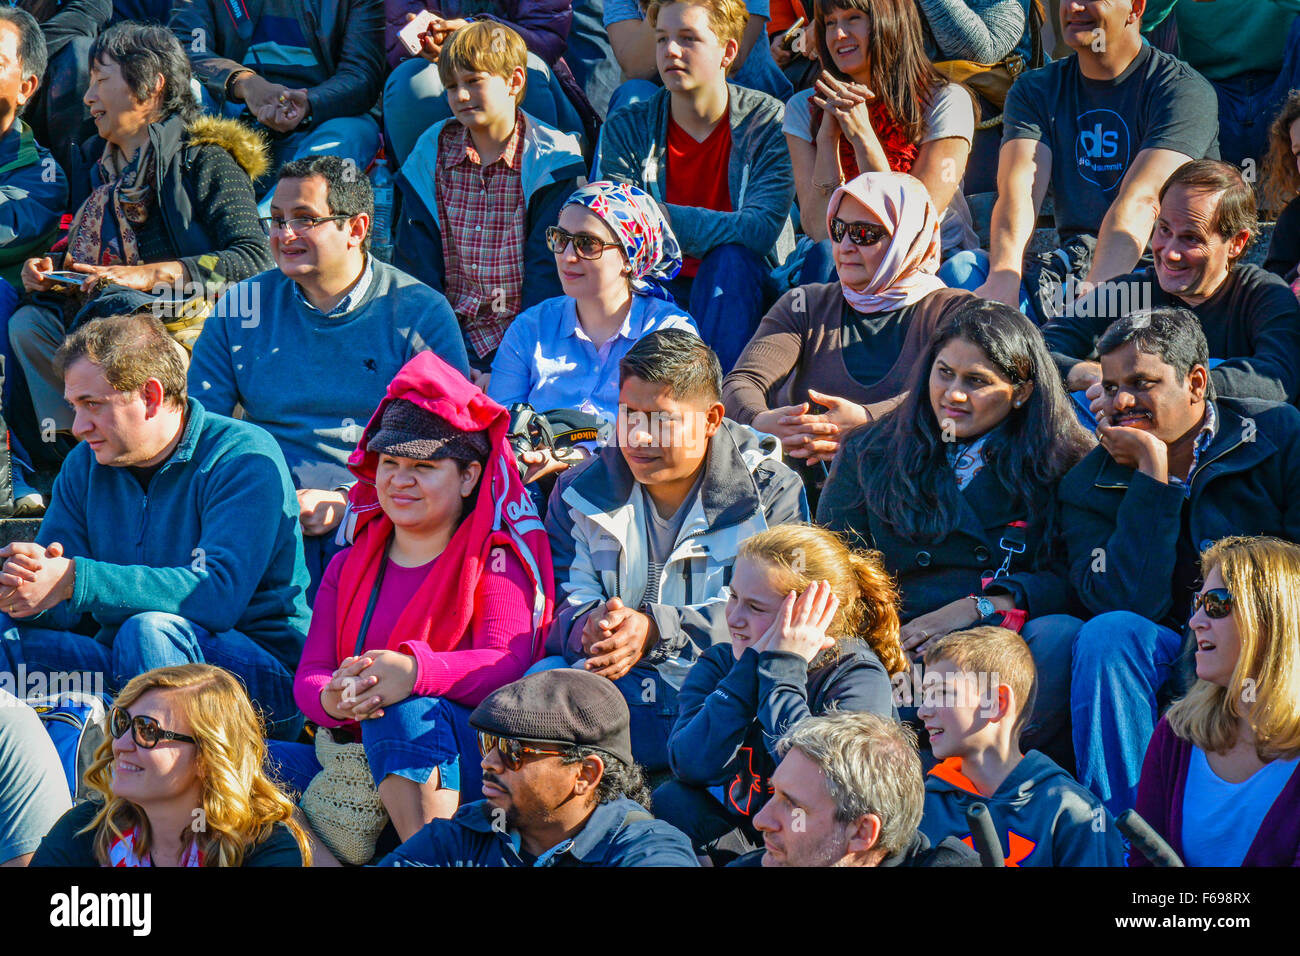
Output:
[367,397,491,463]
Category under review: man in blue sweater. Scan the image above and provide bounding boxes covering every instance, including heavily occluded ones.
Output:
[188,155,469,596]
[0,314,312,740]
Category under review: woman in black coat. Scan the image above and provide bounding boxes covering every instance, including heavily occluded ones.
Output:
[817,298,1094,763]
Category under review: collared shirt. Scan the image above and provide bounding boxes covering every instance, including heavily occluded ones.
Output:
[946,432,992,491]
[291,254,375,318]
[1169,401,1218,497]
[435,113,527,359]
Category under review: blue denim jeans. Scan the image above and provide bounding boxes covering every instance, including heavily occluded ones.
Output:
[1069,610,1187,818]
[0,612,302,740]
[1209,15,1300,166]
[266,694,480,798]
[664,244,771,374]
[937,248,1035,316]
[258,116,383,215]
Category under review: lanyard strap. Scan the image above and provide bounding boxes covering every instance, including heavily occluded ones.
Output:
[353,541,391,657]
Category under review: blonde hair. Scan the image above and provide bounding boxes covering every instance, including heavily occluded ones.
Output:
[647,0,750,53]
[81,664,312,867]
[1166,536,1300,760]
[738,523,906,675]
[923,626,1037,740]
[437,21,529,103]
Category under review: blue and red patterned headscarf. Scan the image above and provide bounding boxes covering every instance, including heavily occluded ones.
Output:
[562,181,682,300]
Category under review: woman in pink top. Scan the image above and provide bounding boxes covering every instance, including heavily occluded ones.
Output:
[270,352,555,842]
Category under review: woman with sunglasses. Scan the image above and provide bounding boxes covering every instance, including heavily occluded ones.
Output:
[487,181,698,485]
[1132,536,1300,867]
[31,664,310,867]
[816,297,1093,766]
[724,172,970,495]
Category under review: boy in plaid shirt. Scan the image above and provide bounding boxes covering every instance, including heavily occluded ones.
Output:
[395,22,588,381]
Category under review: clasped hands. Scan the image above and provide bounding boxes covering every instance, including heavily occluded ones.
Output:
[0,541,75,619]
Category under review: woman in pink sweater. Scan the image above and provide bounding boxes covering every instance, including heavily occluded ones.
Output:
[272,352,554,842]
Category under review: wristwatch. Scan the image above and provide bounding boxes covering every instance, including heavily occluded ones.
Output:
[968,594,996,621]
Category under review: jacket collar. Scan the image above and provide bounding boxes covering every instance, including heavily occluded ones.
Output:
[0,119,38,176]
[458,798,646,863]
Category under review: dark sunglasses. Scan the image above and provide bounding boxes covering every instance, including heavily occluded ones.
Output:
[545,226,622,260]
[1191,587,1234,620]
[829,217,889,247]
[109,706,197,750]
[477,731,566,770]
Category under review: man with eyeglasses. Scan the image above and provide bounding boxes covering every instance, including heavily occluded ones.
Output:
[188,154,468,598]
[376,669,698,866]
[1045,307,1300,818]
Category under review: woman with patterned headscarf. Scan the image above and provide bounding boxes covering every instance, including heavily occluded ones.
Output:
[487,181,701,484]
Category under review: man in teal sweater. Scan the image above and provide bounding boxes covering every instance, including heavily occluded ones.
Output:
[188,155,469,598]
[0,314,312,740]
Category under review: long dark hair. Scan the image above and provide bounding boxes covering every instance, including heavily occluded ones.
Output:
[849,298,1094,546]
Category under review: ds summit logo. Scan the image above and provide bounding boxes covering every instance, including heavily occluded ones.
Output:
[1075,109,1131,191]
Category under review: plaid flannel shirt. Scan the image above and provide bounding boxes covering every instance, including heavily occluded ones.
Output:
[434,114,527,359]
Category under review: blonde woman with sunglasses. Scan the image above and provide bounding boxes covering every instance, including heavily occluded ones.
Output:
[1131,536,1300,867]
[31,664,310,867]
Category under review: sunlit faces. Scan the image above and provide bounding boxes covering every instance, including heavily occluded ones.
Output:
[654,1,738,93]
[820,4,870,76]
[1289,116,1300,180]
[479,736,592,834]
[1190,566,1242,688]
[1059,0,1134,53]
[110,689,201,807]
[375,453,482,534]
[0,19,36,125]
[443,65,523,130]
[1098,341,1208,443]
[64,357,167,467]
[928,337,1027,442]
[753,747,861,867]
[268,174,365,280]
[914,658,1002,761]
[616,376,720,487]
[84,54,159,145]
[553,204,630,299]
[830,193,890,292]
[1152,185,1243,306]
[724,556,786,660]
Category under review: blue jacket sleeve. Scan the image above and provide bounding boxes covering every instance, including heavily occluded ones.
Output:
[607,822,701,866]
[0,151,66,257]
[667,647,762,787]
[1051,787,1127,867]
[473,0,572,66]
[187,309,241,416]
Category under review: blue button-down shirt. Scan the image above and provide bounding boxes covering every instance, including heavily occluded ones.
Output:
[486,293,697,424]
[291,254,375,318]
[1169,401,1218,498]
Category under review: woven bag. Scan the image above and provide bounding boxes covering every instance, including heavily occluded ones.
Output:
[299,729,390,865]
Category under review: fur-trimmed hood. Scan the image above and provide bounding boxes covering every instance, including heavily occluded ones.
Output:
[184,114,270,182]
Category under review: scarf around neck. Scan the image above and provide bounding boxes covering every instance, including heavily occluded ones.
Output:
[66,137,158,270]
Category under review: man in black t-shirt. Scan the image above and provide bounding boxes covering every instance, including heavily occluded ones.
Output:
[1045,160,1300,406]
[943,1,1220,321]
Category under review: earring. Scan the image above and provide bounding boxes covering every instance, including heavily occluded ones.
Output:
[1014,401,1022,408]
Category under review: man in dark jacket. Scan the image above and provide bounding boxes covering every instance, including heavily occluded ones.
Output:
[170,0,385,201]
[1056,308,1300,818]
[1045,160,1300,407]
[375,670,698,866]
[731,711,979,867]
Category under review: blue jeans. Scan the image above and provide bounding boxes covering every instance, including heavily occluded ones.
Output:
[1069,610,1187,818]
[798,239,836,287]
[1209,15,1300,166]
[527,655,679,772]
[258,116,382,215]
[0,612,303,741]
[937,248,1035,316]
[266,694,480,798]
[664,244,770,374]
[302,532,345,609]
[383,54,585,166]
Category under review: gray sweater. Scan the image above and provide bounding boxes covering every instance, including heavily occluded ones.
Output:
[596,83,796,268]
[918,0,1032,64]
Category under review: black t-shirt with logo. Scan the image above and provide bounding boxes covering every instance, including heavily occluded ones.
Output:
[1003,44,1219,243]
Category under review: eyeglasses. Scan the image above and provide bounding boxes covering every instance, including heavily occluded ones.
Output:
[109,706,197,750]
[477,731,566,770]
[545,226,622,260]
[829,217,889,247]
[1191,587,1234,620]
[259,214,352,236]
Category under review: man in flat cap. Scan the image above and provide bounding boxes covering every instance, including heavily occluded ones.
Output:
[375,669,698,866]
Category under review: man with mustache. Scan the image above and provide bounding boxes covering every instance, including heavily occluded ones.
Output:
[375,669,697,866]
[1054,307,1300,818]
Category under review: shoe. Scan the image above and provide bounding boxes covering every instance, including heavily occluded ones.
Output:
[11,467,44,517]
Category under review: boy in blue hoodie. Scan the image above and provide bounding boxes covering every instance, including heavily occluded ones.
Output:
[394,21,587,381]
[916,626,1125,867]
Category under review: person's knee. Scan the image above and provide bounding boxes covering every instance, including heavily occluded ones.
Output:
[1072,611,1158,669]
[937,249,987,290]
[7,306,57,355]
[111,612,201,676]
[524,655,569,676]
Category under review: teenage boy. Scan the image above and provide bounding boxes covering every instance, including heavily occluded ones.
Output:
[943,0,1220,323]
[916,626,1125,867]
[543,330,807,771]
[1055,308,1300,816]
[596,0,795,372]
[395,21,587,380]
[1046,160,1300,405]
[189,155,468,597]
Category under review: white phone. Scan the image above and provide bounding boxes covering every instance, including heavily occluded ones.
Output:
[398,10,440,57]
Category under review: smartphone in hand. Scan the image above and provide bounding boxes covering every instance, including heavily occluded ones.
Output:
[399,10,440,56]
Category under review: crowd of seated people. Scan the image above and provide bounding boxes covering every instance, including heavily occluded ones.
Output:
[1,0,1300,871]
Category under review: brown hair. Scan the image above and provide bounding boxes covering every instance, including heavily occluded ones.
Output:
[923,626,1037,741]
[1158,159,1257,264]
[811,0,943,144]
[438,21,529,103]
[1263,90,1300,214]
[738,523,906,675]
[646,0,750,54]
[55,313,188,410]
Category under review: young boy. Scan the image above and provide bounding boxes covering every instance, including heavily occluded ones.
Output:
[596,0,795,372]
[916,627,1125,867]
[394,21,587,381]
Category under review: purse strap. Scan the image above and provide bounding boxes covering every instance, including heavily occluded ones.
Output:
[353,541,391,657]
